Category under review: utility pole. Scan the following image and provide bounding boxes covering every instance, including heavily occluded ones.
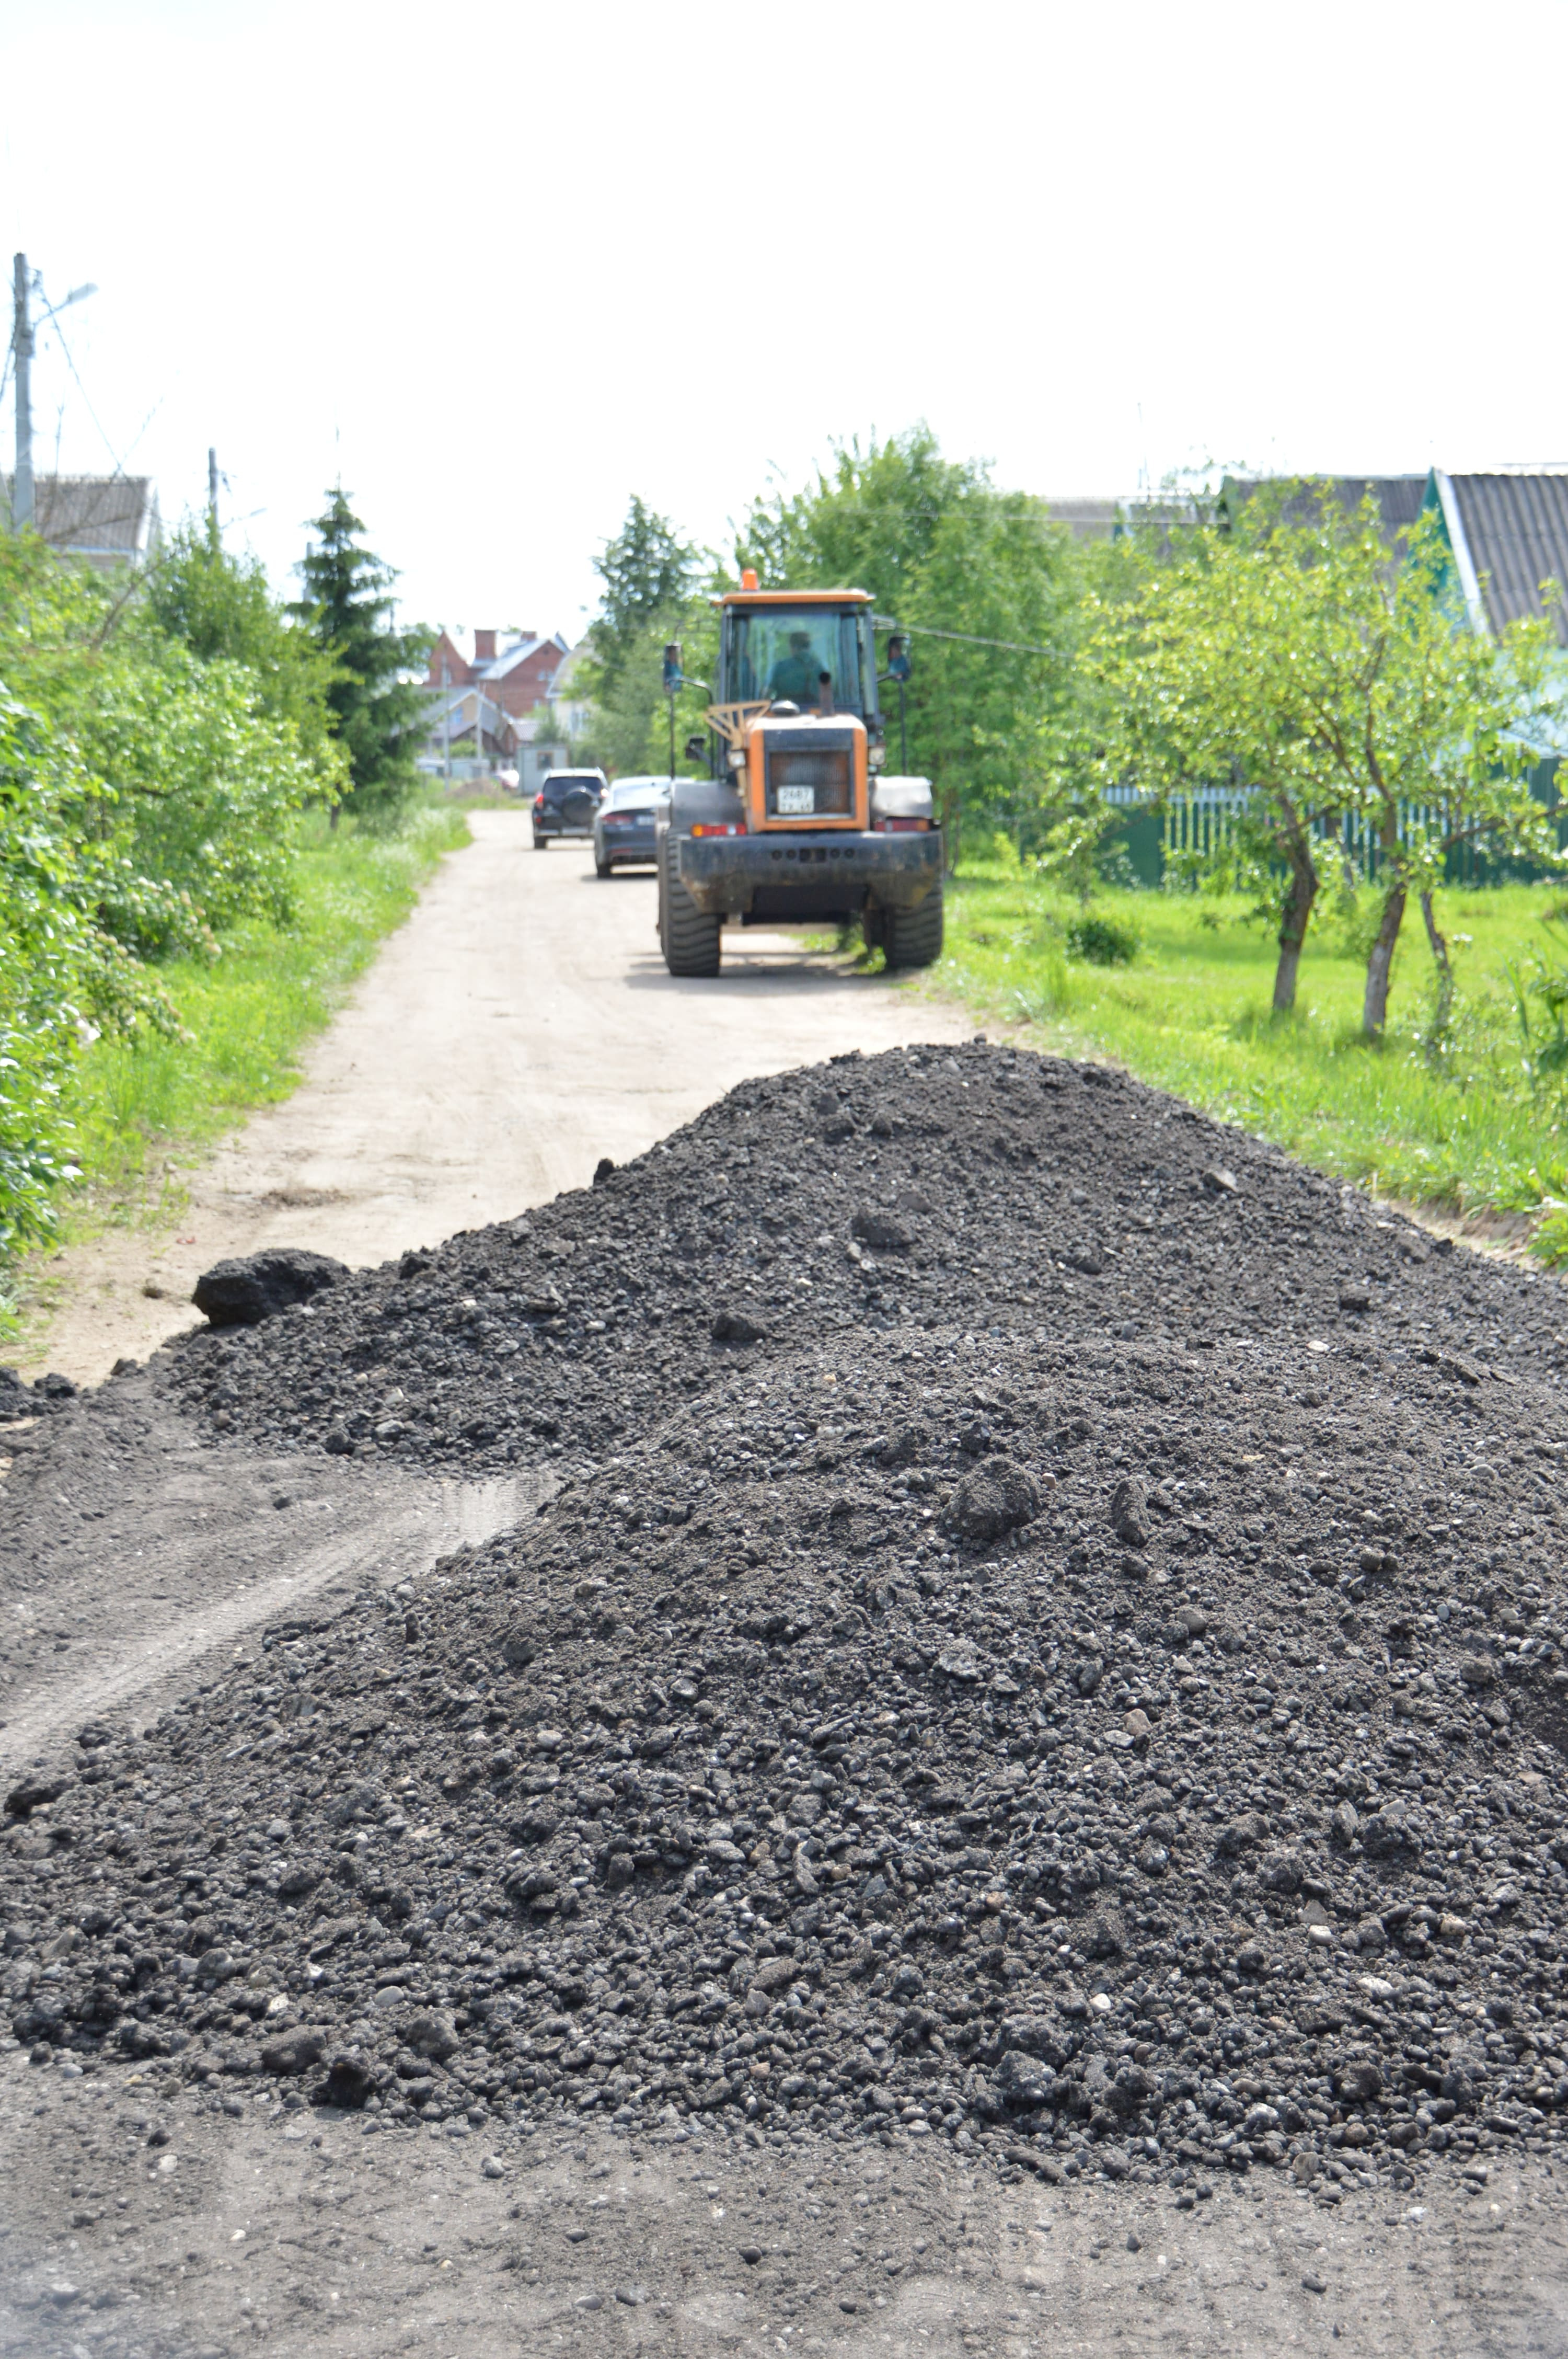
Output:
[11,253,33,533]
[207,446,219,543]
[441,649,451,782]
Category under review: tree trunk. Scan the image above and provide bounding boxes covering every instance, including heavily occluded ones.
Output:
[328,801,341,833]
[1363,885,1408,1036]
[1272,825,1319,1014]
[1421,888,1455,1037]
[1338,815,1359,892]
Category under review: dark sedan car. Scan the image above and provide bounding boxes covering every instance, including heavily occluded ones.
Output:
[592,775,686,875]
[533,768,607,848]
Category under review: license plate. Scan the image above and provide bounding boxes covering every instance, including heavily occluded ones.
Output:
[776,784,815,815]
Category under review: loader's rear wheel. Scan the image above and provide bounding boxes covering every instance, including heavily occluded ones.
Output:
[882,884,943,969]
[660,837,721,977]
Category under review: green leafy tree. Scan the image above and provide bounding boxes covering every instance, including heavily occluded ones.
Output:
[1083,487,1567,1028]
[77,644,317,948]
[578,627,668,777]
[0,520,118,729]
[736,429,1082,855]
[291,488,431,826]
[0,526,318,957]
[1081,491,1361,1011]
[144,520,345,795]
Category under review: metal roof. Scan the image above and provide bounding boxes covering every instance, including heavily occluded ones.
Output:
[1438,472,1568,643]
[1043,498,1125,542]
[1,472,158,565]
[1218,475,1426,543]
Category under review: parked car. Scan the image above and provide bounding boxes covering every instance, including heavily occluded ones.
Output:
[592,775,689,876]
[532,769,607,847]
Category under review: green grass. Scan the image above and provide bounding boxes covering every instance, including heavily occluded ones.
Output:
[928,854,1568,1256]
[4,802,468,1332]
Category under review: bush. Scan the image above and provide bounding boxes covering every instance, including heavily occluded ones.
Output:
[1066,912,1141,966]
[0,690,180,1257]
[78,644,316,945]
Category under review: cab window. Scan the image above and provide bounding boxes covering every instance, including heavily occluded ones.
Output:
[727,610,862,712]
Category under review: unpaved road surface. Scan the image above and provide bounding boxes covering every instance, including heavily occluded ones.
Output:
[5,2075,1565,2358]
[23,814,966,1389]
[0,1370,537,1787]
[7,867,1568,2351]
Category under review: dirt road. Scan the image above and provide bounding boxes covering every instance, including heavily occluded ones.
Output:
[21,813,969,1388]
[5,2069,1564,2359]
[7,835,1568,2351]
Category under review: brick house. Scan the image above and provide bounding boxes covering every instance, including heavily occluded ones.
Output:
[420,626,574,784]
[422,627,572,716]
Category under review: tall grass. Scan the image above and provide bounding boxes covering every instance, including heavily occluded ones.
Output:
[932,864,1568,1251]
[3,803,467,1324]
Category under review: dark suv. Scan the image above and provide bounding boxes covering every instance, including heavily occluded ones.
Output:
[532,769,607,848]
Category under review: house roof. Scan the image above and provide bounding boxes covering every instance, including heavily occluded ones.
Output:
[1217,475,1427,543]
[425,686,517,740]
[1042,498,1126,542]
[425,627,573,683]
[1429,471,1568,643]
[484,630,571,682]
[1,472,159,563]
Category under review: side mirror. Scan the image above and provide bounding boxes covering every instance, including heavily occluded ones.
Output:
[887,634,912,682]
[684,734,707,760]
[662,643,683,693]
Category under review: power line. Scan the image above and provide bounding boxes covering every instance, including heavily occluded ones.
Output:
[35,280,125,477]
[876,617,1060,659]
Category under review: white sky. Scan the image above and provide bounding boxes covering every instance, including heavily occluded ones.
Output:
[5,0,1567,646]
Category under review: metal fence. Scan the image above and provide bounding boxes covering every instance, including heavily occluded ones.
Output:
[1104,764,1567,888]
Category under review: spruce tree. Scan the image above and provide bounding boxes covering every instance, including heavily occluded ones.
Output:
[291,488,430,824]
[588,496,698,696]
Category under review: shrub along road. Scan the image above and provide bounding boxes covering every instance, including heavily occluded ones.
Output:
[18,813,966,1388]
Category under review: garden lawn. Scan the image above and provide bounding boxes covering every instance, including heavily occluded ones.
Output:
[5,803,467,1324]
[931,858,1568,1254]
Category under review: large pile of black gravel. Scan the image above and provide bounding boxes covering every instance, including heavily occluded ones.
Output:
[9,1121,1568,2201]
[160,1040,1568,1474]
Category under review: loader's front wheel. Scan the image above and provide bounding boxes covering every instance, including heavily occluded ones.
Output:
[660,837,721,977]
[882,883,943,970]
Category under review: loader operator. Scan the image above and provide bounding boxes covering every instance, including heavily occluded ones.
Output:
[767,630,825,705]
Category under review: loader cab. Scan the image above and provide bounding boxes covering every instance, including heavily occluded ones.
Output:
[717,589,881,725]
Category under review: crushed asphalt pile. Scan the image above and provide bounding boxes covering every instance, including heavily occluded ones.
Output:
[160,1038,1567,1469]
[6,1042,1568,2206]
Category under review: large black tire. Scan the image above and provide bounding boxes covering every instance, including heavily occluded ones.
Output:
[882,883,943,970]
[861,904,886,955]
[595,854,612,878]
[534,835,548,852]
[660,837,721,977]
